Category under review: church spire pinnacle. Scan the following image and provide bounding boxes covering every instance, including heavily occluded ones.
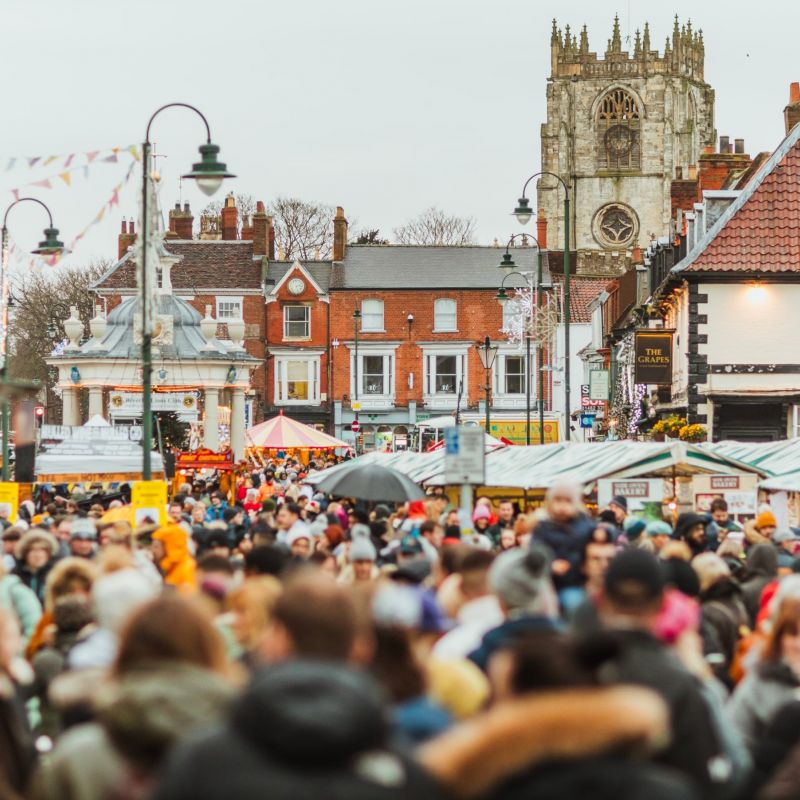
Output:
[633,29,641,57]
[642,21,651,52]
[579,24,589,54]
[611,13,622,52]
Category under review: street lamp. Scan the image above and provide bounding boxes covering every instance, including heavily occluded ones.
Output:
[1,198,67,480]
[475,335,499,434]
[496,233,549,445]
[353,308,361,451]
[140,103,235,479]
[513,171,571,441]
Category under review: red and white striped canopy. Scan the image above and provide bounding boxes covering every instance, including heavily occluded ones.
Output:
[246,412,351,450]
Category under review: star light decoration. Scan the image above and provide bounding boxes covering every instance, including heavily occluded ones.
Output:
[500,286,559,348]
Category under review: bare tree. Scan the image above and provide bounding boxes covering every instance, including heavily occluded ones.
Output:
[8,261,110,409]
[393,206,477,246]
[267,196,335,260]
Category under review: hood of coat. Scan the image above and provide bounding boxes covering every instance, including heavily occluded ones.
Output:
[231,660,389,766]
[746,543,779,579]
[98,662,235,770]
[700,576,743,604]
[153,523,192,572]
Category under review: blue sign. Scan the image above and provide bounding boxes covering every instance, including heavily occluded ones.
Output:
[580,413,596,429]
[444,428,459,455]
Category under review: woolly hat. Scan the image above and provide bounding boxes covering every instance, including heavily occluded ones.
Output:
[349,537,377,563]
[610,495,628,512]
[488,544,557,615]
[15,528,59,561]
[472,505,492,522]
[92,567,158,634]
[350,523,371,541]
[645,520,673,538]
[286,528,311,549]
[70,517,98,540]
[756,511,778,530]
[623,517,647,541]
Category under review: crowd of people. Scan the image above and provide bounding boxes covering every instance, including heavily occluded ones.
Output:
[2,459,800,799]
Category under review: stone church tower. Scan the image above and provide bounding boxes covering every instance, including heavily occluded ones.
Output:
[539,16,716,276]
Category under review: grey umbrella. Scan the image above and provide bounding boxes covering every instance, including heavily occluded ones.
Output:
[311,461,425,503]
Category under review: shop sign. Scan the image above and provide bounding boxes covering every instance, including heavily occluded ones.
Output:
[175,448,234,471]
[589,370,610,401]
[710,476,740,490]
[108,392,198,416]
[131,480,167,526]
[581,384,604,409]
[487,420,560,445]
[634,331,673,385]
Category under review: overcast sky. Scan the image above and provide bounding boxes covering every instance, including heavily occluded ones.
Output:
[2,0,798,270]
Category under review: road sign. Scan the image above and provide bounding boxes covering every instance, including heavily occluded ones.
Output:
[580,413,596,429]
[444,427,485,485]
[351,420,361,433]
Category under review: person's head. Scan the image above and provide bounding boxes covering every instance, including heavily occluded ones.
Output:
[69,517,98,558]
[645,519,673,553]
[245,545,289,577]
[320,524,344,551]
[44,557,96,612]
[497,500,515,524]
[276,502,301,531]
[223,506,244,527]
[774,530,800,555]
[261,571,359,662]
[167,501,184,524]
[287,530,311,559]
[710,497,729,526]
[204,527,232,559]
[445,508,460,527]
[348,536,377,582]
[691,552,730,594]
[472,504,491,531]
[419,519,443,549]
[488,545,558,618]
[55,516,74,542]
[459,548,495,600]
[210,492,224,507]
[544,481,583,524]
[608,495,628,524]
[756,511,778,540]
[307,550,339,577]
[114,593,227,676]
[763,598,800,665]
[582,528,617,589]
[16,529,58,571]
[227,576,282,651]
[2,527,22,555]
[191,503,207,524]
[675,512,707,547]
[601,549,665,626]
[499,528,516,551]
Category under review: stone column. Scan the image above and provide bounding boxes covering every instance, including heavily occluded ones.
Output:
[230,387,245,462]
[88,386,103,419]
[204,387,219,451]
[61,387,77,427]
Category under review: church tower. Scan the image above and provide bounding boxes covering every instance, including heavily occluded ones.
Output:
[539,16,716,276]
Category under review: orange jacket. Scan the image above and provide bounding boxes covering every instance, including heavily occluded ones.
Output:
[152,523,196,591]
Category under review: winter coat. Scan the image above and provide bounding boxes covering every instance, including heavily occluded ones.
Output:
[468,616,559,672]
[746,699,800,797]
[699,578,749,675]
[0,574,42,646]
[152,660,443,800]
[728,660,800,751]
[741,544,779,626]
[0,672,35,800]
[393,696,452,745]
[12,560,55,606]
[674,512,711,557]
[532,513,594,589]
[418,685,679,800]
[31,663,233,800]
[596,628,725,796]
[152,523,196,591]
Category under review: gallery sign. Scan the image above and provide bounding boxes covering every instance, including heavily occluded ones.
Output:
[634,331,673,385]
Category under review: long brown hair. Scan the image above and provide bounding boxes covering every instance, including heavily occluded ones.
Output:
[113,594,227,676]
[763,598,800,663]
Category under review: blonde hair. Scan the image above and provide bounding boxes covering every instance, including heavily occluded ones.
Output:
[227,576,282,649]
[692,552,731,593]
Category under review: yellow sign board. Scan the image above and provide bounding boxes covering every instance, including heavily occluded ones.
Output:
[0,482,19,524]
[485,420,560,445]
[131,480,168,527]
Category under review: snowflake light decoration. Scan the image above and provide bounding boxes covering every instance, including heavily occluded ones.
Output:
[500,287,558,347]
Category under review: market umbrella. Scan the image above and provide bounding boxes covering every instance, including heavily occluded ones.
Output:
[311,461,425,502]
[247,411,351,450]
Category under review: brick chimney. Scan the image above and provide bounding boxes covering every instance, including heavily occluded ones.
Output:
[221,193,238,241]
[251,201,274,258]
[118,218,136,260]
[785,82,800,135]
[333,206,347,261]
[174,202,193,239]
[698,135,751,193]
[536,208,548,249]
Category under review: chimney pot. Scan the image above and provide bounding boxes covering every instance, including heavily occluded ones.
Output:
[785,82,800,135]
[675,166,683,179]
[791,81,800,105]
[221,193,238,240]
[734,138,745,154]
[256,200,265,213]
[183,202,190,213]
[719,135,729,153]
[687,164,698,180]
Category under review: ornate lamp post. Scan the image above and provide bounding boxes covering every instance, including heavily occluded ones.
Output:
[513,172,571,441]
[475,335,499,434]
[352,308,361,451]
[139,103,234,479]
[1,198,67,479]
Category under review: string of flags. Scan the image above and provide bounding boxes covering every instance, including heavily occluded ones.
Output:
[6,157,138,268]
[3,144,138,173]
[3,145,140,200]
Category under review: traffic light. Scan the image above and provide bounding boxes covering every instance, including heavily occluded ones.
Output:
[34,405,45,426]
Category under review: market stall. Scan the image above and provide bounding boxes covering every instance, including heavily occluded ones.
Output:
[246,412,351,463]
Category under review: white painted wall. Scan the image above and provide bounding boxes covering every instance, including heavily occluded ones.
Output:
[554,322,592,440]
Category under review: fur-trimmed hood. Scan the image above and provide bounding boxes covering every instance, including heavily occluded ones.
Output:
[419,686,669,799]
[14,528,58,562]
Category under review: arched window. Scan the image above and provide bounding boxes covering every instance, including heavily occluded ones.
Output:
[434,298,457,331]
[596,88,641,171]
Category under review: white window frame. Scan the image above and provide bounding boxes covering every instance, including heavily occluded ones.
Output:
[433,298,457,332]
[273,353,322,405]
[360,299,385,332]
[493,346,536,409]
[349,343,399,409]
[283,304,311,340]
[420,343,469,409]
[216,296,243,320]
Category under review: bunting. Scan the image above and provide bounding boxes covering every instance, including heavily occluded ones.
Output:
[2,144,137,172]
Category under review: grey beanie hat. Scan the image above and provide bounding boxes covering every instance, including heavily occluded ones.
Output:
[488,544,558,617]
[350,523,371,541]
[349,537,377,563]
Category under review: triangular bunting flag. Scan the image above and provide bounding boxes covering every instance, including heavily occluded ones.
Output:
[86,151,99,163]
[27,157,41,167]
[63,153,75,168]
[59,172,72,187]
[128,145,141,161]
[32,178,52,189]
[102,153,118,163]
[43,155,58,166]
[94,207,106,223]
[11,189,19,201]
[109,189,119,207]
[5,158,16,171]
[112,147,120,154]
[82,165,89,179]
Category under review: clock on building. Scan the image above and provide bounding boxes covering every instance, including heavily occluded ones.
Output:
[287,278,306,295]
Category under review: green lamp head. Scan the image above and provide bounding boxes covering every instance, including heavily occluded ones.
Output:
[183,142,236,197]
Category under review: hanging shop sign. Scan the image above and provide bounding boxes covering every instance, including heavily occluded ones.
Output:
[634,331,673,385]
[175,448,234,471]
[589,369,610,401]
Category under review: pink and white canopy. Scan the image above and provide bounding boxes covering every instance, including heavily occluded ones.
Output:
[246,412,351,450]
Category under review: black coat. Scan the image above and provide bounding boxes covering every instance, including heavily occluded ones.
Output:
[12,560,54,606]
[153,661,442,800]
[699,578,749,674]
[533,514,594,589]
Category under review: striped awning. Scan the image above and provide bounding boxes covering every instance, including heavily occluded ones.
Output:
[246,412,351,450]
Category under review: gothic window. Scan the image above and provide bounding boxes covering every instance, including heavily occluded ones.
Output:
[596,88,641,171]
[592,203,639,249]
